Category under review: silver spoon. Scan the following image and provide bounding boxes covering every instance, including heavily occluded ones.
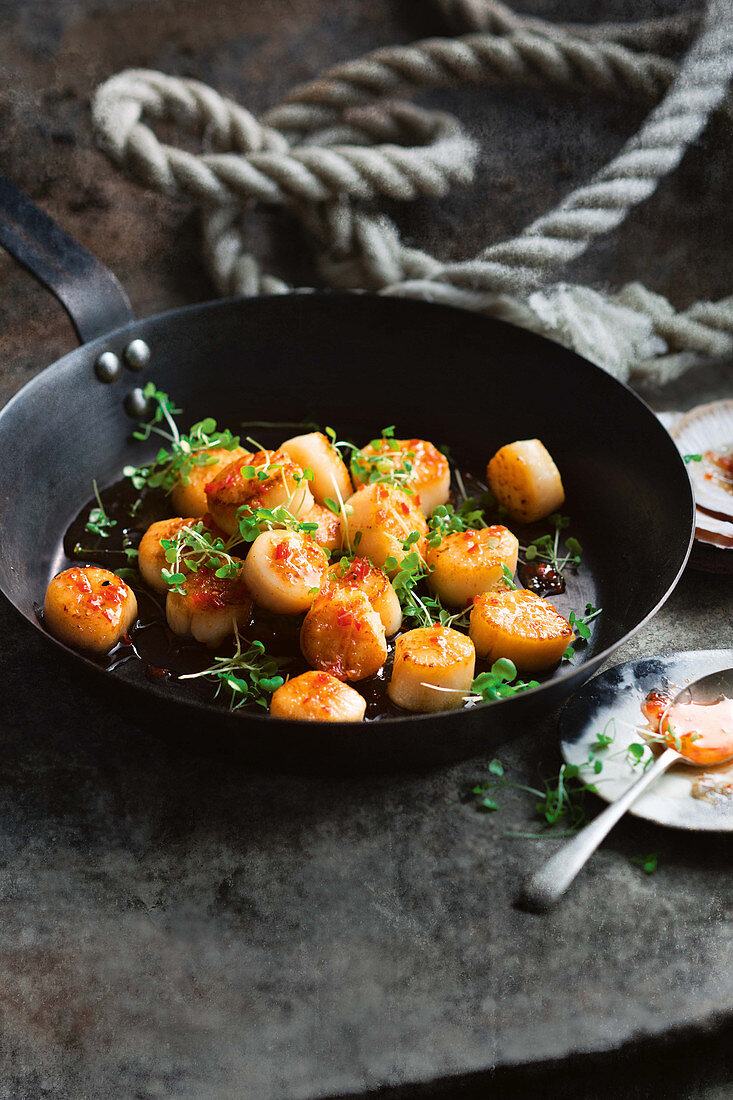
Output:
[517,669,733,913]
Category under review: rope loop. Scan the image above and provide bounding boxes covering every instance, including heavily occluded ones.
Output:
[92,1,733,384]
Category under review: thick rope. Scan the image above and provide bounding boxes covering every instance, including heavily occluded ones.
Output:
[92,0,733,384]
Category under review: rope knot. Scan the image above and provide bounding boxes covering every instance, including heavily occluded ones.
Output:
[92,1,733,385]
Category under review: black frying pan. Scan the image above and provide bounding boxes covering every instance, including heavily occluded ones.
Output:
[0,175,694,771]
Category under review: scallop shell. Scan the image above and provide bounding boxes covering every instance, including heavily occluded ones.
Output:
[671,400,733,525]
[695,507,733,549]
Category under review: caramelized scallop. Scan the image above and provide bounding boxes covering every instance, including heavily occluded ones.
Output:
[138,517,197,593]
[171,446,250,517]
[487,439,565,524]
[205,449,314,536]
[352,438,450,515]
[44,566,137,654]
[469,588,573,672]
[302,502,342,553]
[343,483,428,573]
[301,588,387,681]
[270,671,366,722]
[325,556,402,636]
[387,626,475,712]
[426,525,519,606]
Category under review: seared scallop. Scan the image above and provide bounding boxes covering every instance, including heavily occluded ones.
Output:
[352,438,450,516]
[326,556,402,635]
[469,588,573,671]
[44,566,137,654]
[171,446,250,517]
[279,431,353,505]
[205,449,314,536]
[270,671,366,722]
[426,525,519,606]
[242,529,328,615]
[486,439,565,524]
[166,561,252,647]
[138,517,197,593]
[343,483,428,573]
[301,587,387,681]
[387,626,475,712]
[302,502,342,553]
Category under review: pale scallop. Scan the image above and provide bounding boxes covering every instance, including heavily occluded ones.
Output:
[387,626,475,713]
[270,671,366,722]
[301,588,387,681]
[44,566,137,654]
[138,516,197,592]
[351,438,450,516]
[279,431,353,505]
[426,525,519,606]
[670,399,733,527]
[487,439,565,524]
[205,449,314,536]
[171,446,250,517]
[242,529,328,615]
[166,562,252,647]
[342,483,428,573]
[326,557,402,635]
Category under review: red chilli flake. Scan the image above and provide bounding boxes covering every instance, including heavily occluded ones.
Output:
[69,568,125,622]
[346,557,371,583]
[274,540,291,562]
[336,606,361,630]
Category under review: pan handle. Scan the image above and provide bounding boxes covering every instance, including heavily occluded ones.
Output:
[0,173,134,344]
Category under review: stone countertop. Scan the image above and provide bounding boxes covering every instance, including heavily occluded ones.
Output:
[1,2,732,1098]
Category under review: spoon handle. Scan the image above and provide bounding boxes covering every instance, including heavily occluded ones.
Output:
[518,747,679,912]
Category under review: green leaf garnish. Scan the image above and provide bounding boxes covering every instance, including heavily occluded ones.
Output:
[85,480,116,539]
[180,630,287,710]
[630,852,659,874]
[124,382,241,494]
[563,604,602,662]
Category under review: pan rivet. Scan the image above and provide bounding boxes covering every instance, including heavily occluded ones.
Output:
[124,339,151,371]
[124,387,149,419]
[94,351,121,383]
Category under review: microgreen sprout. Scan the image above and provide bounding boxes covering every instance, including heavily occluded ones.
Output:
[590,718,617,752]
[384,533,461,630]
[160,522,243,594]
[471,756,602,836]
[470,658,539,701]
[180,630,286,710]
[124,383,240,493]
[520,513,582,581]
[349,429,416,493]
[562,603,602,661]
[427,501,488,547]
[235,505,319,545]
[85,480,116,539]
[501,563,517,590]
[630,853,659,874]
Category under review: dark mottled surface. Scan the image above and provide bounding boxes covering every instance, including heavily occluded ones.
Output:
[1,1,732,1097]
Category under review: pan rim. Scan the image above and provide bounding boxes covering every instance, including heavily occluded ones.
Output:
[0,290,695,726]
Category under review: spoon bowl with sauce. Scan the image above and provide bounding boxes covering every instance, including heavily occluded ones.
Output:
[518,670,733,912]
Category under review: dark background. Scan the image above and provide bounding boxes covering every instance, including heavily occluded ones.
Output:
[1,2,732,1098]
